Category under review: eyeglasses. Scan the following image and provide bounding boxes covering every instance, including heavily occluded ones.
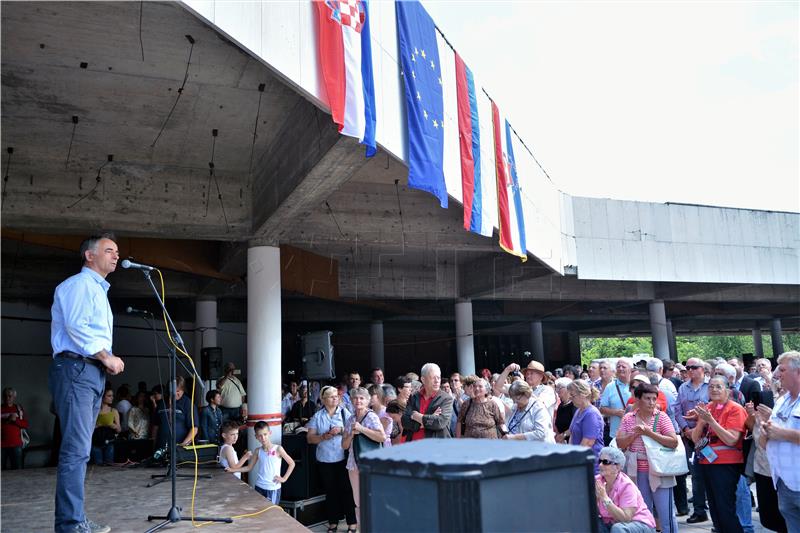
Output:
[599,459,617,465]
[686,365,701,370]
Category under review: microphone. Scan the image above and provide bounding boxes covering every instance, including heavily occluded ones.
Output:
[120,259,154,271]
[126,306,152,317]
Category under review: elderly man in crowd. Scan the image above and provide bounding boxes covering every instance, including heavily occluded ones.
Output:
[676,357,710,524]
[600,358,632,443]
[217,362,247,422]
[752,358,774,390]
[728,357,762,404]
[402,363,453,440]
[760,351,800,532]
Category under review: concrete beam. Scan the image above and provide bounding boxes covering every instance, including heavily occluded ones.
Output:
[458,252,554,298]
[251,98,370,243]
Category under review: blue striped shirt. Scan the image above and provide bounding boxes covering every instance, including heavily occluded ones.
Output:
[676,379,709,430]
[51,267,113,358]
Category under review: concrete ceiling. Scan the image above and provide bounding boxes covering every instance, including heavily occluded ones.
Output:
[1,1,797,340]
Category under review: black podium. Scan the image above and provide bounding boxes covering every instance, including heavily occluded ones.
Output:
[359,439,598,533]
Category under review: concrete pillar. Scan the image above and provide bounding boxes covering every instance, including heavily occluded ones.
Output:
[247,245,283,470]
[666,320,678,362]
[455,299,476,376]
[530,321,545,364]
[370,320,385,371]
[568,331,581,366]
[194,297,218,370]
[771,318,784,356]
[649,300,669,360]
[752,327,764,358]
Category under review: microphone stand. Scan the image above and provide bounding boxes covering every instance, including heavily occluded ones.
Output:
[134,268,231,531]
[145,329,212,488]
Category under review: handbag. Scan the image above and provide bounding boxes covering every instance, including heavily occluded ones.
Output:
[20,429,30,449]
[352,412,383,460]
[641,413,689,476]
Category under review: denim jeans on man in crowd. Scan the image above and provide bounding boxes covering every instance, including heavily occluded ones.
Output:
[777,478,800,533]
[735,474,754,533]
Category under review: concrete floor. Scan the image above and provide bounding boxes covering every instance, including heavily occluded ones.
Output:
[0,465,308,532]
[0,465,770,533]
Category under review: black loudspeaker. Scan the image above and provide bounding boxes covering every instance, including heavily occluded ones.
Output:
[301,331,335,380]
[280,434,323,501]
[201,347,223,380]
[359,440,598,533]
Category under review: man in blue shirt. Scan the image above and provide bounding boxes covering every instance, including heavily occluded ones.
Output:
[676,357,710,524]
[50,233,125,533]
[599,358,632,439]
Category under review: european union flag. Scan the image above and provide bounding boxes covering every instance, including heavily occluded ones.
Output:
[396,1,447,208]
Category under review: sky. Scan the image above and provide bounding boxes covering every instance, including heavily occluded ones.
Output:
[422,1,799,213]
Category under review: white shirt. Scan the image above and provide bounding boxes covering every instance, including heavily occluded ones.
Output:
[766,392,800,491]
[533,384,557,421]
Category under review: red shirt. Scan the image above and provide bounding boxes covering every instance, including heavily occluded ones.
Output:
[626,391,668,413]
[411,390,436,441]
[1,404,29,448]
[697,400,747,465]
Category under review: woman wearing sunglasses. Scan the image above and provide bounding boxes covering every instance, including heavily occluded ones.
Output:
[616,383,679,533]
[691,375,748,533]
[595,446,656,533]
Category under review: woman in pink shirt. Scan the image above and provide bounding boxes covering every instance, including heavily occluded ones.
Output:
[595,446,656,533]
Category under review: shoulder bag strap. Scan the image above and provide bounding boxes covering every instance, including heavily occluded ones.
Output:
[614,382,625,406]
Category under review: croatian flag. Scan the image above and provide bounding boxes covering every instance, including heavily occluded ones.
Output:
[315,0,377,157]
[492,103,527,261]
[396,1,447,207]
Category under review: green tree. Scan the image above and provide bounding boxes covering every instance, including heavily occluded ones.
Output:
[581,337,652,367]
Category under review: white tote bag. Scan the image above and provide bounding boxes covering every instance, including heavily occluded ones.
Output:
[641,414,689,476]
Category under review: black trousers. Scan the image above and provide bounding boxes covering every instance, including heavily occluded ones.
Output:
[318,459,357,526]
[755,472,788,533]
[699,462,744,533]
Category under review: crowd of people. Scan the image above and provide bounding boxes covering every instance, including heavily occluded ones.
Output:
[266,352,798,533]
[11,349,799,532]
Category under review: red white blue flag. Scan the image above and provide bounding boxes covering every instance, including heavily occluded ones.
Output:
[315,0,377,157]
[492,103,527,261]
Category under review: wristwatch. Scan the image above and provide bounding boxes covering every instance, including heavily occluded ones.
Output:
[603,498,613,507]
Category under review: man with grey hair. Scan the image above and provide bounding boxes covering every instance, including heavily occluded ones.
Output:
[727,358,761,405]
[676,357,710,523]
[760,351,800,532]
[753,357,774,390]
[401,363,453,440]
[646,357,677,404]
[51,233,124,533]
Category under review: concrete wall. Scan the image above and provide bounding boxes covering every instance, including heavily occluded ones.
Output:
[572,197,800,284]
[0,301,246,467]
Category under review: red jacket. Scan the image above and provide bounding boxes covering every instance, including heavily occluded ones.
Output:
[1,404,29,448]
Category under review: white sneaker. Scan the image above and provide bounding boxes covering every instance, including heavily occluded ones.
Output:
[83,519,111,533]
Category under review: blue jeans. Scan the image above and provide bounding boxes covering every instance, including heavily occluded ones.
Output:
[635,471,678,533]
[1,446,23,470]
[597,518,656,533]
[90,443,114,465]
[687,438,708,515]
[49,357,105,533]
[735,475,754,533]
[255,485,281,504]
[777,478,800,533]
